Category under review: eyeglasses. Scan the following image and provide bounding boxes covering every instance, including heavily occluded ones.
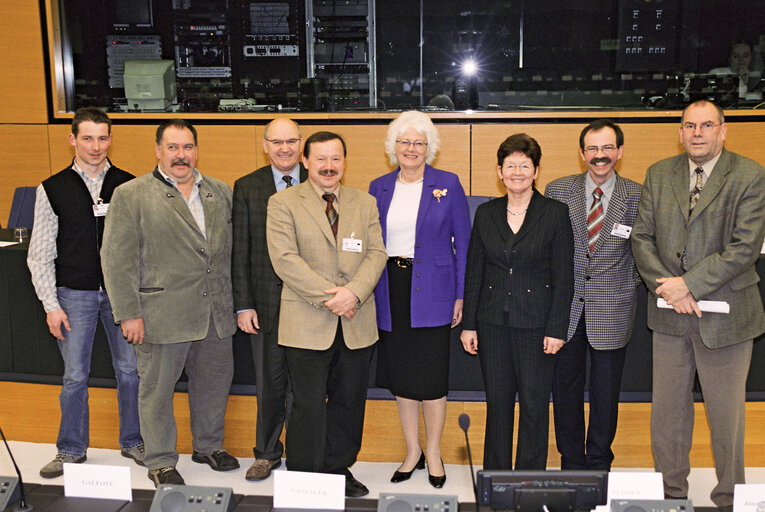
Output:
[681,121,721,133]
[583,145,618,154]
[266,138,301,146]
[502,163,534,172]
[396,140,428,149]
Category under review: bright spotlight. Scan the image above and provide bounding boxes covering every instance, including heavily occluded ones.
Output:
[461,58,478,76]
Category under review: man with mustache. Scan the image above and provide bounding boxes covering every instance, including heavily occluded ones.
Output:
[266,131,387,497]
[232,118,306,481]
[102,119,239,486]
[28,107,144,478]
[544,119,642,470]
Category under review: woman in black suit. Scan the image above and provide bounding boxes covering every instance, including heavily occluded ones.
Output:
[460,133,574,470]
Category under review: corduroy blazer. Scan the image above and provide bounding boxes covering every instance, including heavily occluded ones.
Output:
[231,164,307,333]
[462,189,574,340]
[632,149,765,348]
[102,169,237,344]
[545,172,642,349]
[266,182,388,350]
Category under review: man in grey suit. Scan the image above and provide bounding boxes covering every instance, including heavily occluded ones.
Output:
[266,131,387,497]
[632,100,765,508]
[545,119,642,470]
[232,118,307,481]
[102,119,239,486]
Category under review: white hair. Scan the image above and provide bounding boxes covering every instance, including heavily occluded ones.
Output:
[384,110,440,166]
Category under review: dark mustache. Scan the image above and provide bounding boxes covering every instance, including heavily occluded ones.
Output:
[318,169,337,176]
[172,158,190,167]
[589,157,611,165]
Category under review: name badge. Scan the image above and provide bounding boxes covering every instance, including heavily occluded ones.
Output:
[342,232,362,252]
[611,223,632,239]
[93,203,109,217]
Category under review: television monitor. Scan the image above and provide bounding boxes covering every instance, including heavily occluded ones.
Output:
[123,59,177,111]
[477,470,608,512]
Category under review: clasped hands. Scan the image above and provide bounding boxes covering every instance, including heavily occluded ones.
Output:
[656,276,702,317]
[324,286,359,319]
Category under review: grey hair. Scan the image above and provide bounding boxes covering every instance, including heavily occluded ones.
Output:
[384,110,440,166]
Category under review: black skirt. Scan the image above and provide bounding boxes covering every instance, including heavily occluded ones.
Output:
[375,259,451,400]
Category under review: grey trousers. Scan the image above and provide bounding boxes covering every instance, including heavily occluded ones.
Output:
[134,321,234,470]
[651,316,752,508]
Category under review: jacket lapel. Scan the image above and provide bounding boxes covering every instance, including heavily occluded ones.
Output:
[512,189,544,245]
[299,182,336,246]
[376,170,398,243]
[415,165,436,237]
[200,179,218,240]
[153,168,205,238]
[669,159,691,222]
[569,175,589,248]
[689,150,730,223]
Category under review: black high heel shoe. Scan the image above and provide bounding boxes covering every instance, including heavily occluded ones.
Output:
[390,452,426,483]
[428,458,446,488]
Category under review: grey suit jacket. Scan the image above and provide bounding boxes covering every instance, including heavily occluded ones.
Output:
[102,169,237,344]
[632,149,765,348]
[545,172,642,350]
[266,181,387,350]
[231,164,308,333]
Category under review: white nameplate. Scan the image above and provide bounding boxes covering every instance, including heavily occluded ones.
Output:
[734,483,765,512]
[657,298,730,313]
[606,472,664,505]
[273,470,345,510]
[63,463,132,501]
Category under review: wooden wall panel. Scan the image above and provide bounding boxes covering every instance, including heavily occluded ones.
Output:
[0,0,47,124]
[0,125,52,225]
[4,381,765,468]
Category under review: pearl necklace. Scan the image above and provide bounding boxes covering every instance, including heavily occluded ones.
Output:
[398,171,424,184]
[506,208,527,216]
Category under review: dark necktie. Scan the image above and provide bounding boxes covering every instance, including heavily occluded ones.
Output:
[282,175,293,188]
[323,193,338,237]
[587,187,604,252]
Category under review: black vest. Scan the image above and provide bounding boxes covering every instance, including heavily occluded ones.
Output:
[42,161,134,290]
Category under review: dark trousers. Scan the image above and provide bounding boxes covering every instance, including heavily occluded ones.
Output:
[284,321,373,474]
[478,321,554,470]
[251,325,292,461]
[552,314,627,470]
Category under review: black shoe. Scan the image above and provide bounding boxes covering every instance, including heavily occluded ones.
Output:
[191,450,240,471]
[344,469,369,498]
[391,452,426,483]
[148,466,185,487]
[428,459,446,488]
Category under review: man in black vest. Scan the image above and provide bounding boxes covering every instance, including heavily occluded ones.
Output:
[27,107,143,478]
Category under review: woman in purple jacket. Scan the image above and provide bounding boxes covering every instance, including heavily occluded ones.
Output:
[369,110,471,488]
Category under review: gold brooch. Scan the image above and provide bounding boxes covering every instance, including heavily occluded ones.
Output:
[433,188,448,202]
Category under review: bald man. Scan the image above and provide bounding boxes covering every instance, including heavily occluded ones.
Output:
[232,119,307,480]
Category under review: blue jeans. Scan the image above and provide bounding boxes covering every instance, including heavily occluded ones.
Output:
[56,287,142,457]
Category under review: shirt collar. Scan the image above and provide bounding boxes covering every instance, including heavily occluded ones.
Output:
[72,158,110,181]
[688,151,722,179]
[157,165,203,188]
[309,180,341,203]
[585,170,616,198]
[271,164,301,187]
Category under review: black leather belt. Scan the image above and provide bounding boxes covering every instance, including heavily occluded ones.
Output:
[390,256,414,268]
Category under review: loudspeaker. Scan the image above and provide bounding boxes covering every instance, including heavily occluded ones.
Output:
[377,493,458,512]
[0,477,20,511]
[611,499,694,512]
[149,484,235,512]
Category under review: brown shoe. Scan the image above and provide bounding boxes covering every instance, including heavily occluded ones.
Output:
[245,458,281,481]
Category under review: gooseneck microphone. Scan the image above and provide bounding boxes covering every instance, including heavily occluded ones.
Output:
[0,426,33,511]
[458,413,479,512]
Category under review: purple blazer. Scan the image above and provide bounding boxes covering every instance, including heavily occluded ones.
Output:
[369,165,471,331]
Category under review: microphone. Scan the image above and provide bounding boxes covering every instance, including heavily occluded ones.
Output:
[0,426,33,511]
[458,413,479,512]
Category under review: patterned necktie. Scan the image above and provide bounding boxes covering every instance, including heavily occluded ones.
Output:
[689,167,704,213]
[681,167,706,272]
[587,187,604,252]
[282,175,293,188]
[323,193,338,237]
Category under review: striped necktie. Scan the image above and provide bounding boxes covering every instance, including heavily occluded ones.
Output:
[587,187,604,252]
[323,193,338,237]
